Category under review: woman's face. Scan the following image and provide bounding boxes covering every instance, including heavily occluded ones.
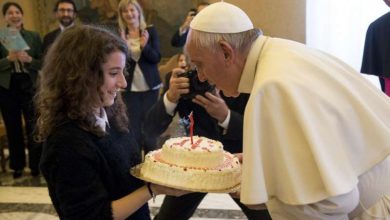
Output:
[100,51,127,107]
[121,4,139,27]
[4,5,23,29]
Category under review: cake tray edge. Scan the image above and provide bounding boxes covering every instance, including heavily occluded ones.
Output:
[130,164,241,193]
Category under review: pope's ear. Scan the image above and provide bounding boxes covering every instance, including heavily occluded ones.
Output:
[218,40,235,63]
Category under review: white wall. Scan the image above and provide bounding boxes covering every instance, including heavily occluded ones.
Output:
[306,0,389,89]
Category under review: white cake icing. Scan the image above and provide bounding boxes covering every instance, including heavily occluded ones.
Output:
[140,136,241,191]
[161,136,223,168]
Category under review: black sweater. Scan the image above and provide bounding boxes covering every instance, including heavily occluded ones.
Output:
[40,121,150,220]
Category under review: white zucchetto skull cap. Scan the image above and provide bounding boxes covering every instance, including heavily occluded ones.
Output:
[190,1,254,33]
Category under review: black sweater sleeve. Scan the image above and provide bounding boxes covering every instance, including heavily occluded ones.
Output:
[41,136,113,219]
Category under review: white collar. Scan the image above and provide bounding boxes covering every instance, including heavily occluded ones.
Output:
[95,108,109,132]
[60,23,75,32]
[238,36,268,94]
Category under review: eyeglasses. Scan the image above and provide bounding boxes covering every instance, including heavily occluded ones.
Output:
[57,8,74,13]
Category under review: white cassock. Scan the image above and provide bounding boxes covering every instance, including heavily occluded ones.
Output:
[238,36,390,219]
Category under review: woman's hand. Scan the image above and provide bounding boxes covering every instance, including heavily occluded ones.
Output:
[119,29,127,41]
[7,51,18,62]
[140,30,149,48]
[17,51,32,63]
[150,183,189,197]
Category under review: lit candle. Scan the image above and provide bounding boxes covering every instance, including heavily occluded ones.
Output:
[189,111,194,144]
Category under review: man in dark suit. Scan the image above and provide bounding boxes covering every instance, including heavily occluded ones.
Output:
[42,0,77,54]
[143,67,271,220]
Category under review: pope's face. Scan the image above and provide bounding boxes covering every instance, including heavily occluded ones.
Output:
[185,37,240,97]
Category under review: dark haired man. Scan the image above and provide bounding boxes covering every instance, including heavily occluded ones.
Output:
[42,0,77,54]
[144,68,271,219]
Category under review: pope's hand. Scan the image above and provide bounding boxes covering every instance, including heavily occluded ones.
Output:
[235,153,243,163]
[229,190,240,199]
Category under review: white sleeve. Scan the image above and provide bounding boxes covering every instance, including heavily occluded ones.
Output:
[163,92,178,116]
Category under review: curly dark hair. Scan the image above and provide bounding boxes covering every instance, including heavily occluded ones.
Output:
[35,25,129,141]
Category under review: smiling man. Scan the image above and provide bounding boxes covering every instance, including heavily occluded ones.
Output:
[185,2,390,219]
[42,0,77,54]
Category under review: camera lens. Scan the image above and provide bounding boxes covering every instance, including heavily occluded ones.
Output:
[179,70,215,100]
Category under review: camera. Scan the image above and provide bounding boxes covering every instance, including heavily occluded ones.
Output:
[177,70,215,100]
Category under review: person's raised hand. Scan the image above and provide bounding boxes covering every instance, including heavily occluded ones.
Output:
[179,10,195,33]
[119,29,127,41]
[166,67,190,103]
[140,29,149,48]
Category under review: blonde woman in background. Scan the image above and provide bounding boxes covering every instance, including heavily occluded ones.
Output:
[118,0,162,153]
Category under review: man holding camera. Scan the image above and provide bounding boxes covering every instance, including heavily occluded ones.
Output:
[171,2,209,48]
[143,67,271,219]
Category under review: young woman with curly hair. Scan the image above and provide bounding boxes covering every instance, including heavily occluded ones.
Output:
[35,25,186,220]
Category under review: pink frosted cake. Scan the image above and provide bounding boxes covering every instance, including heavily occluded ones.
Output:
[140,136,241,191]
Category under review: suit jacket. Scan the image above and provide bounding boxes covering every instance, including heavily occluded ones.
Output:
[42,28,61,56]
[170,30,188,48]
[125,26,162,91]
[0,28,42,89]
[143,72,249,153]
[361,11,390,77]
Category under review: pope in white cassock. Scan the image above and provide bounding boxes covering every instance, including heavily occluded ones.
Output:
[184,1,390,219]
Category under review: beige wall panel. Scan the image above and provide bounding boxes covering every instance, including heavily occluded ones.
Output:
[208,0,305,43]
[0,0,305,42]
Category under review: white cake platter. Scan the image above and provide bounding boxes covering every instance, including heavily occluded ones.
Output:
[130,164,241,193]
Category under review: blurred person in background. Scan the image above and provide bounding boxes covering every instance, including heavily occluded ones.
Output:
[0,1,42,178]
[170,2,209,48]
[42,0,78,55]
[118,0,162,152]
